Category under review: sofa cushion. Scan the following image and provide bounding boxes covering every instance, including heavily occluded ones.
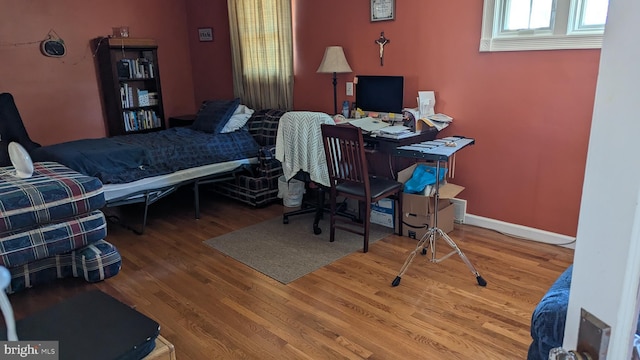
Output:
[0,162,105,234]
[192,98,240,134]
[6,239,121,294]
[0,93,41,166]
[0,210,106,268]
[247,109,286,146]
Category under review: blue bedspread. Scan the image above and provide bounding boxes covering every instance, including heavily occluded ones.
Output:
[32,127,260,184]
[31,138,149,180]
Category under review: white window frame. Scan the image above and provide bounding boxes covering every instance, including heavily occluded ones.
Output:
[480,0,606,52]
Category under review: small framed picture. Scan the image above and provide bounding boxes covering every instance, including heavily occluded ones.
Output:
[371,0,395,22]
[198,28,213,42]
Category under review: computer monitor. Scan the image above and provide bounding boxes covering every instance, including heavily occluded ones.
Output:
[355,75,404,114]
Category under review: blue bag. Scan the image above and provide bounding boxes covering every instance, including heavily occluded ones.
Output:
[403,164,447,194]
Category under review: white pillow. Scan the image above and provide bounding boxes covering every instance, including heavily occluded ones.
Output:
[220,104,255,133]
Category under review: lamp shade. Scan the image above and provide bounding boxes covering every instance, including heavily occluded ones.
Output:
[317,46,352,74]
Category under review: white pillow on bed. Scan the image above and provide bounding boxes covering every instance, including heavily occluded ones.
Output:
[220,104,255,133]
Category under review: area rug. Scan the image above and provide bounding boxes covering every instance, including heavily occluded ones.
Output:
[203,213,392,284]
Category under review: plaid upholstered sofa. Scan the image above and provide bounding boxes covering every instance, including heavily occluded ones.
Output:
[0,93,121,293]
[0,162,122,293]
[212,109,286,207]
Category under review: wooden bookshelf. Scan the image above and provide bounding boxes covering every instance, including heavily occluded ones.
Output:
[94,37,166,136]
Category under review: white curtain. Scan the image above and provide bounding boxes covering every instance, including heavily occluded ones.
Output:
[227,0,293,110]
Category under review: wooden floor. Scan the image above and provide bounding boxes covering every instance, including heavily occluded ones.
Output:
[9,189,574,359]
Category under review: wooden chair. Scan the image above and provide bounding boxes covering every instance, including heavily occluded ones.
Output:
[320,124,403,253]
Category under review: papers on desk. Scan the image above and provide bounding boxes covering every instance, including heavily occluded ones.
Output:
[347,117,424,139]
[377,125,421,139]
[403,107,452,132]
[379,125,411,134]
[420,117,450,131]
[347,117,390,132]
[427,113,453,123]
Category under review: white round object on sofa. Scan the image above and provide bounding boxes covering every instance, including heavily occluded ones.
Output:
[8,142,34,178]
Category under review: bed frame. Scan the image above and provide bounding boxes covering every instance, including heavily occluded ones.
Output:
[103,160,255,234]
[0,93,285,235]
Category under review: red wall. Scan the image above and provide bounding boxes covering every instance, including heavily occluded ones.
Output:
[185,0,235,105]
[0,0,197,144]
[2,1,599,237]
[289,0,599,237]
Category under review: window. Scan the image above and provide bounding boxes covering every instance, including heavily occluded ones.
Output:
[228,0,293,109]
[480,0,609,52]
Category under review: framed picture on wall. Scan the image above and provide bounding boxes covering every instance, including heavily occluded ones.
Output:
[371,0,395,22]
[198,28,213,42]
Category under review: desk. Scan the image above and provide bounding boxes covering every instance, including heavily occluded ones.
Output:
[277,115,436,235]
[363,127,438,179]
[363,128,438,153]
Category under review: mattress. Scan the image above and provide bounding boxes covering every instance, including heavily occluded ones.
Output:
[103,157,257,202]
[0,162,105,233]
[0,210,106,268]
[32,127,261,184]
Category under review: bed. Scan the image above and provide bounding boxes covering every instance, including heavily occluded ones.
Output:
[0,94,267,233]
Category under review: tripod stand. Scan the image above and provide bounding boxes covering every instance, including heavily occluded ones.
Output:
[390,137,487,287]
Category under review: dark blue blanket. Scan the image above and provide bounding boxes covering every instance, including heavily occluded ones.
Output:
[32,127,260,184]
[32,138,150,181]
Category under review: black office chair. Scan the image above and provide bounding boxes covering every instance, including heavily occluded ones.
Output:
[277,111,355,235]
[282,171,326,235]
[321,123,403,253]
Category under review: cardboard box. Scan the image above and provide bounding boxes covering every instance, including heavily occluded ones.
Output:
[394,163,462,238]
[144,335,176,360]
[396,202,455,239]
[371,198,395,228]
[397,163,465,215]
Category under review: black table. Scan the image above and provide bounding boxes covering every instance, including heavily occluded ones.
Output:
[1,290,160,360]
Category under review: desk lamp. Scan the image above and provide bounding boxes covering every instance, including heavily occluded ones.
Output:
[317,46,352,115]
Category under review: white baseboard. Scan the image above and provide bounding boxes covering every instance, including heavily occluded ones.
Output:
[464,214,576,249]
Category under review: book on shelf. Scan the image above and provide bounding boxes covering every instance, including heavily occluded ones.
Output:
[121,84,156,109]
[137,89,149,106]
[117,60,130,78]
[122,109,161,132]
[127,85,134,108]
[120,86,127,109]
[117,58,155,79]
[147,92,158,105]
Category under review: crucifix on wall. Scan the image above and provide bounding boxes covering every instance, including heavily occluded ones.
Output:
[374,31,390,66]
